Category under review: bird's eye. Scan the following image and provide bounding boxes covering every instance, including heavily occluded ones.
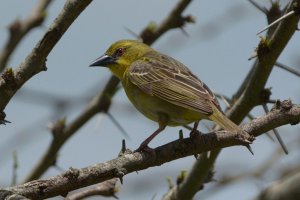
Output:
[115,48,124,57]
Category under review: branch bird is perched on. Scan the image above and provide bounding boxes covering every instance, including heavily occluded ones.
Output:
[90,40,252,153]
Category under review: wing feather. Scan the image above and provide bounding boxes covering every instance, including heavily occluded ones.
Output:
[127,52,220,115]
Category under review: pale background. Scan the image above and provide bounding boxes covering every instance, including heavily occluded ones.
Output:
[0,0,299,199]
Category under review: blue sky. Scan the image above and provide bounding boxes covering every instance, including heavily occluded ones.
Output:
[0,1,299,199]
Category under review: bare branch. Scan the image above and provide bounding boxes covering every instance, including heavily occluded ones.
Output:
[253,170,300,200]
[1,100,299,200]
[23,77,119,182]
[0,0,53,73]
[0,0,93,120]
[233,0,300,123]
[140,0,193,45]
[66,178,118,200]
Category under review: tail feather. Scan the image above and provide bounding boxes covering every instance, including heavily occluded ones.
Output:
[208,103,254,155]
[208,104,242,133]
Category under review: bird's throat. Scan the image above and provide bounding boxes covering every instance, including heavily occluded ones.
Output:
[109,64,127,80]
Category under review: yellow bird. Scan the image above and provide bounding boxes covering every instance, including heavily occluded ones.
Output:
[90,40,251,153]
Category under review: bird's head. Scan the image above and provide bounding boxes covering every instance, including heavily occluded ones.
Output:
[90,40,151,79]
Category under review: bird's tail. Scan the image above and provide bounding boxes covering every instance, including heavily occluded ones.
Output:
[208,103,253,154]
[209,105,241,133]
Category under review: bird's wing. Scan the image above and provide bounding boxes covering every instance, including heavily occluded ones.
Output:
[127,52,220,115]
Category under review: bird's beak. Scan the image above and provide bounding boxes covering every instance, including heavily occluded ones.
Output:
[89,54,116,67]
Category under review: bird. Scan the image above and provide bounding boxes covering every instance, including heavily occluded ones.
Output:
[90,40,252,153]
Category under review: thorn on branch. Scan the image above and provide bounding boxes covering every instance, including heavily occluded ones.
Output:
[234,131,255,154]
[174,14,196,30]
[121,139,126,153]
[262,103,289,154]
[178,129,184,140]
[118,140,132,157]
[123,26,141,40]
[107,112,130,139]
[245,144,254,155]
[248,0,268,14]
[115,168,126,184]
[53,164,65,172]
[0,111,11,125]
[275,62,300,77]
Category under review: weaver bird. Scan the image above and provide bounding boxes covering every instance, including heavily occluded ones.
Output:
[90,40,252,153]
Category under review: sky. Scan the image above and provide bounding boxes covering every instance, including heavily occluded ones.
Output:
[0,0,299,200]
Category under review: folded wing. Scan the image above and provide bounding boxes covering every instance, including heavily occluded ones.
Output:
[128,52,221,115]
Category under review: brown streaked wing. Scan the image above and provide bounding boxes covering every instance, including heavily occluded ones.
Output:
[128,52,220,115]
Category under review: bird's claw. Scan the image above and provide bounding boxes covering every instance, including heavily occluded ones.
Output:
[134,144,155,155]
[190,129,201,138]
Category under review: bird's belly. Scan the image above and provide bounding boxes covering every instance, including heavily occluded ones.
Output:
[122,81,206,126]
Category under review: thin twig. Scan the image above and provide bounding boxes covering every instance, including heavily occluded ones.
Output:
[262,104,288,154]
[107,112,131,139]
[0,0,93,117]
[66,178,119,200]
[248,0,267,14]
[275,62,300,77]
[253,169,300,200]
[11,151,18,186]
[0,0,53,72]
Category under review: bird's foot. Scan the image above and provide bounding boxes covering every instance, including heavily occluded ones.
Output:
[134,144,155,155]
[189,129,202,138]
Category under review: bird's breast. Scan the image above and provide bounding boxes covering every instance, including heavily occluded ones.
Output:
[121,77,206,126]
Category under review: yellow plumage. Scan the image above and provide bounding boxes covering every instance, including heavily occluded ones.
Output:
[90,40,249,152]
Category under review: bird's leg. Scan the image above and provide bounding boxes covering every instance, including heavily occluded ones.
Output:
[190,121,200,138]
[135,125,166,153]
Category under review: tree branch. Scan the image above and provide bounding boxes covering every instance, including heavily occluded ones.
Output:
[66,178,118,200]
[232,0,300,121]
[1,100,299,199]
[0,0,93,120]
[23,77,119,182]
[253,170,300,200]
[0,0,53,73]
